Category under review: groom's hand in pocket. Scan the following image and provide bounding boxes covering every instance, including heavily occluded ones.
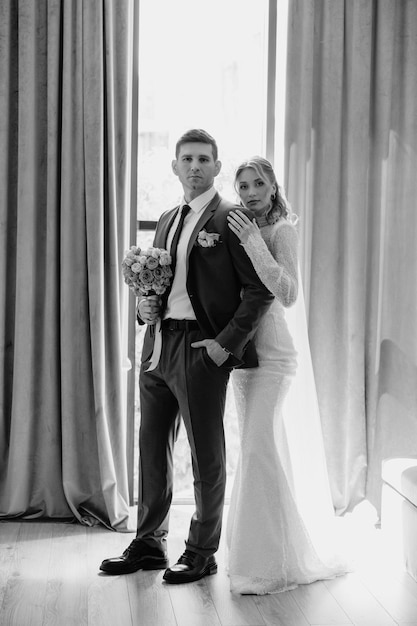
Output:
[191,339,229,366]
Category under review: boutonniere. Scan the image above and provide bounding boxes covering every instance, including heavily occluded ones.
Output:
[195,229,222,248]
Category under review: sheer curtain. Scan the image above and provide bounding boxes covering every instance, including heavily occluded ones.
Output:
[0,0,136,529]
[285,0,417,514]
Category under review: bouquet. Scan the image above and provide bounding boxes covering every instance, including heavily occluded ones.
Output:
[121,245,173,297]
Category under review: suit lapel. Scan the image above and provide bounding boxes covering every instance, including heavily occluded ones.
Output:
[154,207,179,249]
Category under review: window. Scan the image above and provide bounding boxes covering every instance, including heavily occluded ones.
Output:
[132,0,288,501]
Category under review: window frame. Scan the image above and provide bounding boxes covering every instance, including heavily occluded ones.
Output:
[126,0,280,503]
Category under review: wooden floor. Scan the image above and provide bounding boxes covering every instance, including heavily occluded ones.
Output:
[1,503,417,626]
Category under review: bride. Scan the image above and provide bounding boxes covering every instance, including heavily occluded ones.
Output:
[226,156,349,595]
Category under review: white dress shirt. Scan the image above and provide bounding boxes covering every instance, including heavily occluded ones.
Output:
[164,186,217,320]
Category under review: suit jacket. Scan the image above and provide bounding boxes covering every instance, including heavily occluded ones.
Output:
[141,192,274,368]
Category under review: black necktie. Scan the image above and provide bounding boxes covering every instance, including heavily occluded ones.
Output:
[169,204,191,274]
[161,204,191,313]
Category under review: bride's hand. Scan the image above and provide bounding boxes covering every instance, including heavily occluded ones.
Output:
[227,209,259,244]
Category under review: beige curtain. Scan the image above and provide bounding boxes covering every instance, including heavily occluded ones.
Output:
[0,0,135,529]
[285,0,417,514]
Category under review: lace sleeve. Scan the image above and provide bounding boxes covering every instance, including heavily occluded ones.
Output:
[242,222,298,307]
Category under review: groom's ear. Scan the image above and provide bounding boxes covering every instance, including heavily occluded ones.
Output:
[214,160,222,177]
[172,159,178,176]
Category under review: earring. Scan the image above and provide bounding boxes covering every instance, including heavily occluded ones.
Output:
[271,192,276,200]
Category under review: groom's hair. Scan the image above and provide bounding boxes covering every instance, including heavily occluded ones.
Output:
[175,129,218,161]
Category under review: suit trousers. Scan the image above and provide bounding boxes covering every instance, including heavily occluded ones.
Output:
[137,326,232,557]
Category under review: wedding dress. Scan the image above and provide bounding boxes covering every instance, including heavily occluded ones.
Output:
[226,218,349,595]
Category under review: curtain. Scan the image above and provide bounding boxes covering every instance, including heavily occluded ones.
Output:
[285,0,417,514]
[0,0,136,529]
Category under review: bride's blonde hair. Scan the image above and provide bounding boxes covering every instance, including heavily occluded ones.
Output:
[234,156,297,225]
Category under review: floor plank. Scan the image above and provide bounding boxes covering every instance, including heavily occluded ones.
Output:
[0,521,20,611]
[0,522,54,626]
[86,526,133,626]
[359,563,417,623]
[324,573,397,625]
[167,578,223,626]
[126,570,177,626]
[43,523,88,626]
[254,592,311,626]
[290,579,353,624]
[2,505,417,625]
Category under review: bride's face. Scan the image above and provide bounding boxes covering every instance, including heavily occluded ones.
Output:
[236,167,276,215]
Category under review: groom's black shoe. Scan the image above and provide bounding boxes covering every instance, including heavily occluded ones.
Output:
[162,549,217,584]
[99,538,168,575]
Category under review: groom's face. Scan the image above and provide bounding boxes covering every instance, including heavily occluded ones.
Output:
[172,142,222,199]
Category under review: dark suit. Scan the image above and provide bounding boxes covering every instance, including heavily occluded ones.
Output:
[137,192,273,557]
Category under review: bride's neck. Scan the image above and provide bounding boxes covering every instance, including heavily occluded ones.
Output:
[255,213,270,228]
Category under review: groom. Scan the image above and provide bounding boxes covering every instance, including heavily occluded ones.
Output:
[100,129,273,583]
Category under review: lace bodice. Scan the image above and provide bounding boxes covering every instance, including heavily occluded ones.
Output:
[242,219,298,307]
